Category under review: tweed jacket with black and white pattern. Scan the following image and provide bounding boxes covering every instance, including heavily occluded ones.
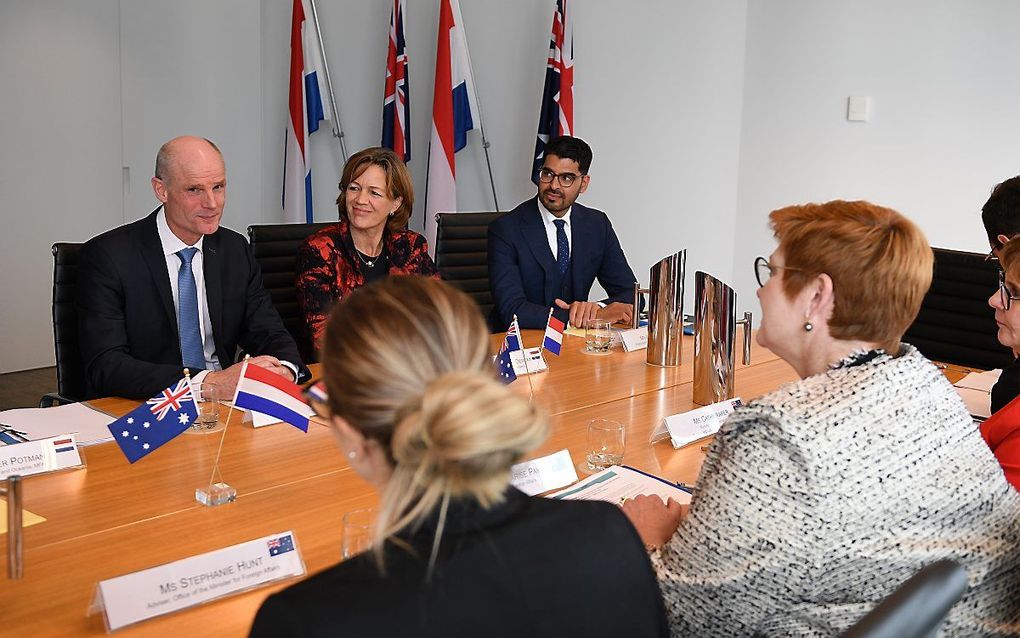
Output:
[652,345,1020,637]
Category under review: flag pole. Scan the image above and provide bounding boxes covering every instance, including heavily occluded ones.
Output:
[308,0,349,162]
[513,315,536,404]
[454,4,500,211]
[542,308,553,355]
[186,368,224,487]
[204,356,247,498]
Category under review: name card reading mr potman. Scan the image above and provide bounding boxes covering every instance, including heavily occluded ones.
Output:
[649,398,742,449]
[0,433,83,480]
[93,531,305,632]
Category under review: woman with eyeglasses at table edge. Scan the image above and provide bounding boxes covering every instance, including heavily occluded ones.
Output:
[981,238,1020,491]
[622,200,1020,636]
[249,276,668,638]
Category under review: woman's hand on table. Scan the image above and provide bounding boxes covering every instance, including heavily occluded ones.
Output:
[621,494,688,550]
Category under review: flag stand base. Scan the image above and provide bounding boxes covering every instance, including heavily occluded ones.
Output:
[196,482,236,507]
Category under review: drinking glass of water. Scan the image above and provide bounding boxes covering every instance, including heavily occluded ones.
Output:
[585,319,613,353]
[193,382,221,430]
[586,419,625,471]
[342,508,376,559]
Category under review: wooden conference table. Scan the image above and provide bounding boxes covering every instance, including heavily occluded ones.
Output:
[1,331,798,637]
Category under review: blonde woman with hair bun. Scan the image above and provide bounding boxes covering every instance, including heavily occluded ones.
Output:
[251,276,668,638]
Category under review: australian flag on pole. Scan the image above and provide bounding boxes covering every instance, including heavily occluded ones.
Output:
[382,0,411,162]
[531,0,573,184]
[496,336,517,385]
[107,377,198,464]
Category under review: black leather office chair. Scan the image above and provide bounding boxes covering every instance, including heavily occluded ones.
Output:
[247,222,331,363]
[434,211,506,327]
[40,242,86,406]
[840,560,967,638]
[903,247,1013,369]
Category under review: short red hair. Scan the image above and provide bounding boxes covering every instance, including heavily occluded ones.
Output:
[769,200,933,354]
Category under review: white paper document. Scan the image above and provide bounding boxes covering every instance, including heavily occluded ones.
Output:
[547,465,691,505]
[0,402,114,446]
[953,369,1000,420]
[954,369,1002,392]
[510,449,578,496]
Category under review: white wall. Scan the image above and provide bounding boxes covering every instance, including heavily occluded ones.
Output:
[7,0,1019,374]
[265,0,749,309]
[732,0,1020,320]
[0,0,122,373]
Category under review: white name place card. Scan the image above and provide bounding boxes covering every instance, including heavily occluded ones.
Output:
[0,433,83,480]
[510,347,549,375]
[95,531,306,632]
[619,327,648,352]
[244,404,315,429]
[510,449,579,496]
[649,398,742,448]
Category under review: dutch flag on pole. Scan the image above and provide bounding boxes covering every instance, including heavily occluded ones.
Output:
[283,0,333,224]
[424,0,479,255]
[532,0,574,184]
[233,361,312,432]
[381,0,411,162]
[542,310,565,356]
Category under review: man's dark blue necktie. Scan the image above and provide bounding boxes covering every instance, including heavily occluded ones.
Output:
[554,219,569,275]
[176,247,206,371]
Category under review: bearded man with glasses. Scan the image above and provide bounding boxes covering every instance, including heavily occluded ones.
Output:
[488,136,639,330]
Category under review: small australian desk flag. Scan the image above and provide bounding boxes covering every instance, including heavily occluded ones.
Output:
[496,320,520,385]
[107,377,198,463]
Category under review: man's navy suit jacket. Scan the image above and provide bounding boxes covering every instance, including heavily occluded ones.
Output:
[77,209,309,399]
[488,197,638,330]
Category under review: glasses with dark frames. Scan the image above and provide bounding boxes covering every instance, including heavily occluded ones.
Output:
[999,270,1020,310]
[754,256,805,287]
[537,168,581,188]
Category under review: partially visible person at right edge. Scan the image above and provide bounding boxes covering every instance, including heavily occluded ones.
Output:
[981,175,1020,412]
[250,276,667,638]
[982,237,1020,490]
[624,200,1020,636]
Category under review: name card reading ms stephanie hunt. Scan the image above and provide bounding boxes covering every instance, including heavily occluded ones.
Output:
[95,531,305,631]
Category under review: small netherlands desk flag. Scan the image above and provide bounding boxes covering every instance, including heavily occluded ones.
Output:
[233,361,311,432]
[543,310,565,356]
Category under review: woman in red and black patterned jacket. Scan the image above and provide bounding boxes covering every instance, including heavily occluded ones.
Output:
[296,147,437,350]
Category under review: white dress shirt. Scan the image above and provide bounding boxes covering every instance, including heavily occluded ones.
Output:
[156,211,299,382]
[538,200,572,261]
[156,210,220,378]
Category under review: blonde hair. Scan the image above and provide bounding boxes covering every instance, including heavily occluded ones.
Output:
[320,276,548,569]
[769,200,933,354]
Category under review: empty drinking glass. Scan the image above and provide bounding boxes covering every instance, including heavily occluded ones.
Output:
[586,418,625,471]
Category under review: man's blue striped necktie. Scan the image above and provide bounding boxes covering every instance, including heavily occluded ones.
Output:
[176,247,206,371]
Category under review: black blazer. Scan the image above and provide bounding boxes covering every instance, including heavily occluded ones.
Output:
[250,488,669,638]
[77,209,309,399]
[488,197,639,329]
